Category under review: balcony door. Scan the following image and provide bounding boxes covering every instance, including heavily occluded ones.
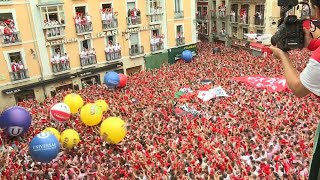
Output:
[130,33,139,54]
[174,0,182,12]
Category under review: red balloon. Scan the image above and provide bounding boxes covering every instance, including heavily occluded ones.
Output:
[118,74,128,88]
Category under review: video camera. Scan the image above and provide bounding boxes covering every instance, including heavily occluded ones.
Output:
[271,0,310,51]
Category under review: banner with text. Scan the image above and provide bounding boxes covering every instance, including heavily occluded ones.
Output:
[233,76,288,92]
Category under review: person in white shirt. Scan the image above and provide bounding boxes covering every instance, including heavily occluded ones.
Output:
[18,61,25,79]
[60,54,66,70]
[50,55,57,72]
[101,10,107,29]
[230,11,236,22]
[151,36,156,51]
[116,43,121,58]
[105,45,110,61]
[80,49,87,66]
[111,44,116,60]
[106,12,111,28]
[243,10,247,24]
[89,48,96,64]
[54,54,60,71]
[64,53,70,69]
[155,36,160,50]
[86,13,92,31]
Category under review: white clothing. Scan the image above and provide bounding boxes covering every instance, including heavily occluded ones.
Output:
[300,58,320,96]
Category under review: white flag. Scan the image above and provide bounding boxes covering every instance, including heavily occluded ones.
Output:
[208,86,229,97]
[197,91,215,101]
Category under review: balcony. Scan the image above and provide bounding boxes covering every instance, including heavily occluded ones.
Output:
[129,45,144,57]
[106,51,122,63]
[52,61,71,74]
[150,42,164,53]
[230,15,238,24]
[174,11,184,19]
[253,17,264,27]
[196,14,208,22]
[176,37,185,46]
[80,54,97,68]
[220,31,226,37]
[102,18,118,30]
[238,16,249,26]
[45,26,65,40]
[127,16,142,27]
[0,0,12,5]
[38,0,63,4]
[147,13,163,24]
[0,31,22,46]
[10,70,29,82]
[75,20,93,35]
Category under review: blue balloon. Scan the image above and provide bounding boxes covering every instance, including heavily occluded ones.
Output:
[29,132,60,163]
[104,71,120,88]
[0,106,32,137]
[181,50,193,63]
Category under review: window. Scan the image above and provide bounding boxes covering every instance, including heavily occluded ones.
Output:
[232,27,238,37]
[148,0,161,14]
[130,33,139,46]
[230,4,238,22]
[75,6,86,14]
[176,25,183,35]
[255,5,264,25]
[0,12,21,44]
[197,7,202,14]
[7,51,28,81]
[40,5,65,27]
[106,35,117,45]
[51,45,64,56]
[127,2,136,11]
[257,30,264,35]
[240,4,249,24]
[243,28,248,39]
[174,0,182,12]
[202,22,208,34]
[102,3,112,9]
[80,39,91,50]
[222,22,225,29]
[74,6,92,33]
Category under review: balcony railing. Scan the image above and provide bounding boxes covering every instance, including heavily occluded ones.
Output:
[230,15,238,23]
[0,31,22,46]
[106,51,122,62]
[253,17,264,26]
[129,45,144,56]
[176,37,185,46]
[174,11,184,19]
[46,27,65,40]
[102,18,118,30]
[75,21,93,34]
[10,69,29,82]
[150,42,164,52]
[80,54,97,67]
[127,16,142,26]
[0,0,12,4]
[148,13,163,24]
[196,14,208,21]
[51,61,70,74]
[239,16,249,25]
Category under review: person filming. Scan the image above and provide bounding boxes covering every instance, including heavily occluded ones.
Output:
[270,0,320,179]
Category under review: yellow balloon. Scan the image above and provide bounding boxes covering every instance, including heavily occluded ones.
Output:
[63,93,84,114]
[100,117,127,144]
[95,100,109,112]
[80,103,103,126]
[43,127,60,141]
[60,129,80,149]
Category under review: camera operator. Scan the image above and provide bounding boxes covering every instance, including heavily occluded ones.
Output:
[270,0,320,179]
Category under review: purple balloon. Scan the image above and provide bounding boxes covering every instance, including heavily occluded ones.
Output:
[0,106,32,137]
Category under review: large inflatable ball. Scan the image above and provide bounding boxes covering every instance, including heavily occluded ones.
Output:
[95,100,109,112]
[50,103,71,123]
[181,50,193,63]
[43,127,61,141]
[0,106,32,137]
[104,71,120,88]
[29,132,60,163]
[80,103,103,126]
[63,94,84,114]
[60,129,80,149]
[100,117,127,144]
[118,74,128,88]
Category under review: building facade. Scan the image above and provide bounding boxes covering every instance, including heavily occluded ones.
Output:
[196,0,282,45]
[0,0,197,110]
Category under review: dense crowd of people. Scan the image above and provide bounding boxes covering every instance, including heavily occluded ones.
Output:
[0,41,318,179]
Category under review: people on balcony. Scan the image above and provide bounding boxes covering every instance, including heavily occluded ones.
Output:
[11,60,26,80]
[105,42,121,61]
[74,12,92,33]
[51,52,70,73]
[0,18,19,44]
[46,26,62,38]
[43,19,65,27]
[101,8,116,29]
[220,29,226,36]
[151,34,164,52]
[80,48,96,66]
[240,9,247,24]
[177,31,184,45]
[127,8,141,25]
[230,10,236,22]
[150,6,162,22]
[218,4,226,17]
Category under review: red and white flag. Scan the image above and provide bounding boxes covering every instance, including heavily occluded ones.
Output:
[233,75,288,92]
